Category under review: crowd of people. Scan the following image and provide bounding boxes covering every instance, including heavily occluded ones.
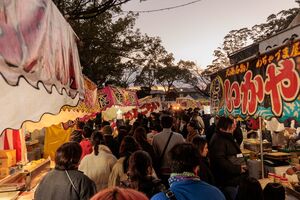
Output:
[34,108,288,200]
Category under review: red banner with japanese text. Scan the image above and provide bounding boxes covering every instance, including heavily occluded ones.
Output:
[210,39,300,123]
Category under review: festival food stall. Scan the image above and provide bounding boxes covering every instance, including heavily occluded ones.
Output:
[22,76,99,161]
[175,96,201,110]
[174,96,210,113]
[122,96,162,121]
[210,25,300,195]
[0,0,85,198]
[98,86,139,121]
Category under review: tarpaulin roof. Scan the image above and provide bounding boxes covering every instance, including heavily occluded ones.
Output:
[23,77,99,132]
[0,0,84,132]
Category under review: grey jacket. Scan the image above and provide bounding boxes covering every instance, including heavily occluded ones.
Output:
[34,169,96,200]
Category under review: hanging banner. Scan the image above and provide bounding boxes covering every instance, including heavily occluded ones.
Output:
[176,97,202,109]
[210,39,300,122]
[98,86,139,111]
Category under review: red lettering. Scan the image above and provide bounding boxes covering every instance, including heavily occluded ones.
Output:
[265,59,300,116]
[240,71,264,115]
[231,82,241,108]
[224,79,233,112]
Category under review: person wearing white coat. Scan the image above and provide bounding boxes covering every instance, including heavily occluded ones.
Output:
[79,132,117,191]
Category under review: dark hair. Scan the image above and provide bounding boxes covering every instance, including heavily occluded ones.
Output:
[129,121,141,136]
[160,115,173,129]
[69,130,83,143]
[236,176,263,200]
[127,151,161,198]
[55,142,82,170]
[181,115,190,123]
[217,116,234,131]
[102,125,113,135]
[83,126,93,138]
[263,183,285,200]
[188,120,200,130]
[91,132,104,156]
[192,136,207,154]
[169,143,199,173]
[128,150,152,181]
[133,127,147,144]
[77,121,85,130]
[117,128,128,144]
[119,136,140,173]
[101,121,110,128]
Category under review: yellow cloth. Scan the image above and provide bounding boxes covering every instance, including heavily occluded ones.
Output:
[44,124,74,160]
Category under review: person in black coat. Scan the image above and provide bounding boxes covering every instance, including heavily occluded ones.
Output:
[209,117,246,200]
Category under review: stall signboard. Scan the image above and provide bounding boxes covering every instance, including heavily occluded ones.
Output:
[176,97,201,109]
[98,86,139,111]
[210,39,300,123]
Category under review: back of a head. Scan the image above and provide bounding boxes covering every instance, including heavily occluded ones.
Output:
[169,143,200,173]
[119,136,140,156]
[69,130,82,143]
[83,126,93,138]
[192,136,207,153]
[102,121,111,128]
[188,120,200,131]
[128,150,152,180]
[102,125,113,135]
[55,142,82,170]
[77,121,85,130]
[91,187,149,200]
[91,132,104,155]
[236,177,263,200]
[263,183,285,200]
[133,126,147,143]
[182,115,190,123]
[160,115,173,129]
[217,116,234,131]
[118,129,128,143]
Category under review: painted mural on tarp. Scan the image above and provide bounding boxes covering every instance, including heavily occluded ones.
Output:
[98,86,139,111]
[0,0,84,98]
[210,39,300,123]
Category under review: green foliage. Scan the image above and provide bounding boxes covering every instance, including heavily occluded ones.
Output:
[206,8,299,75]
[53,0,133,20]
[53,0,206,92]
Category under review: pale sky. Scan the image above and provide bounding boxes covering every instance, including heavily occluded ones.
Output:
[122,0,298,68]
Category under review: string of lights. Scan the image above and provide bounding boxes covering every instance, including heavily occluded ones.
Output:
[123,0,203,13]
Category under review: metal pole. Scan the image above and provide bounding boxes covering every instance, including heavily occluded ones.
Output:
[259,117,265,178]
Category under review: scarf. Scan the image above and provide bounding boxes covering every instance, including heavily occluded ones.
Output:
[168,172,200,186]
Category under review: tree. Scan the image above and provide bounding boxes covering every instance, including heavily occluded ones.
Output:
[134,36,169,88]
[53,0,146,20]
[72,7,147,87]
[177,60,210,97]
[251,8,299,42]
[207,8,299,75]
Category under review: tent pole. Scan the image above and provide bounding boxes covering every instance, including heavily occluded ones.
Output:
[259,117,265,178]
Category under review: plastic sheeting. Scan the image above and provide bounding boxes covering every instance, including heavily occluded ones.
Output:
[0,0,84,133]
[0,0,84,97]
[44,124,74,160]
[22,77,99,132]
